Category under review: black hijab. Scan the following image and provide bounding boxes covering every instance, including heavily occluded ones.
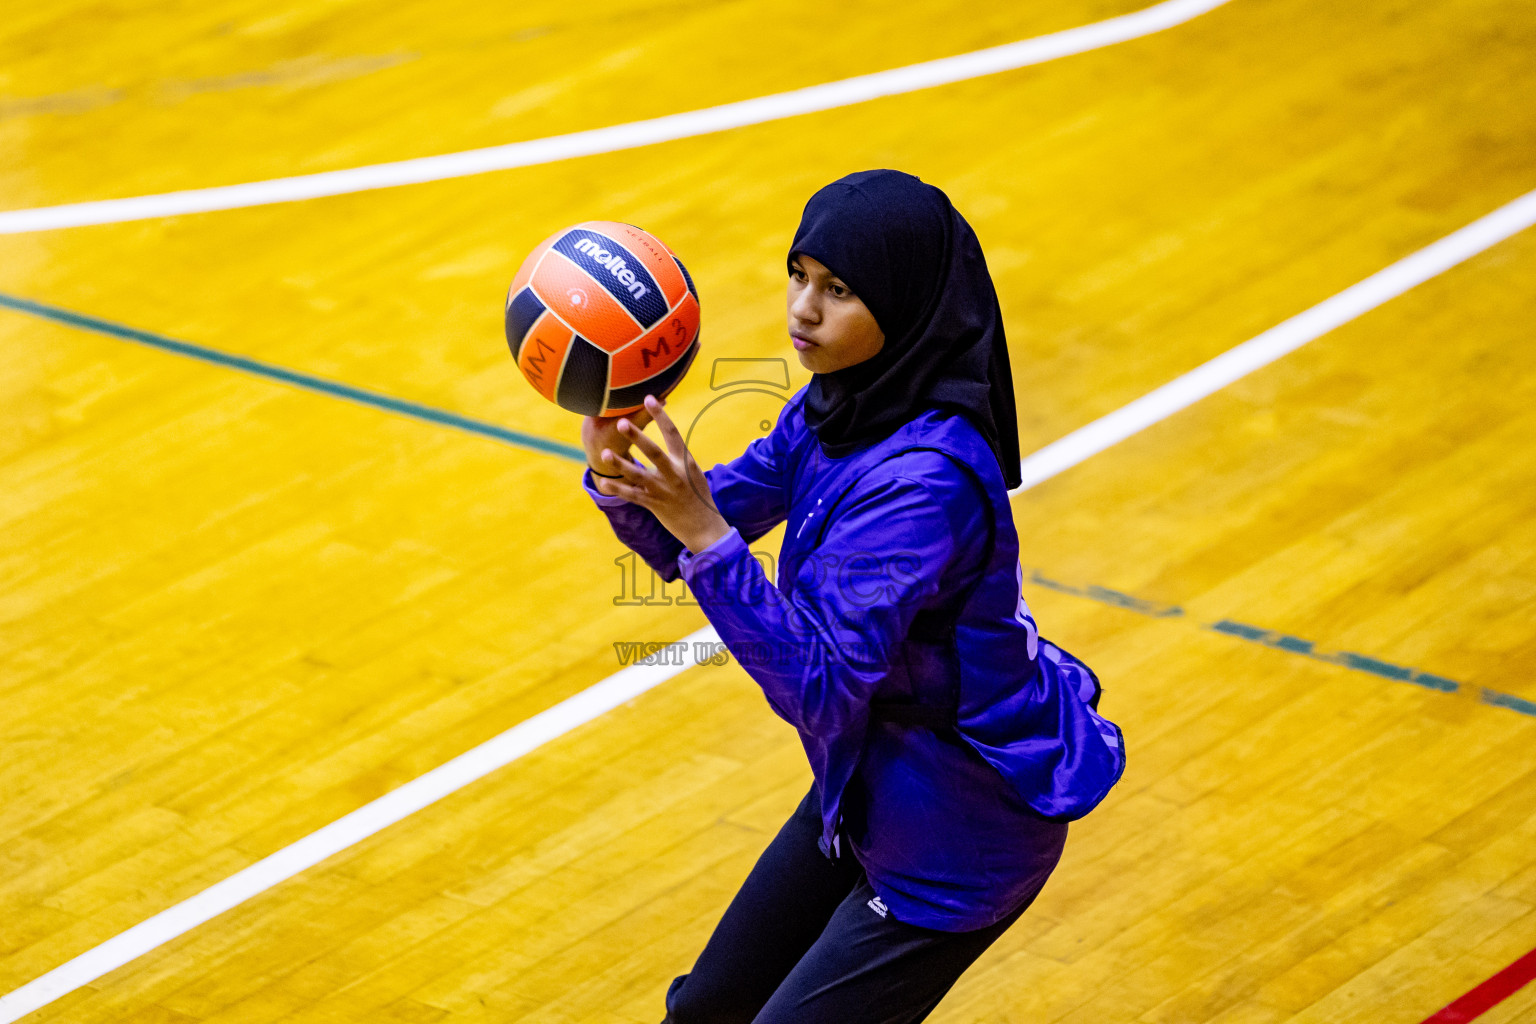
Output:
[789,169,1022,489]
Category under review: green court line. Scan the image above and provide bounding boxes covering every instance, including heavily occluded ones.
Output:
[1026,568,1184,617]
[1210,619,1461,694]
[1208,618,1534,715]
[1023,570,1534,718]
[0,290,587,463]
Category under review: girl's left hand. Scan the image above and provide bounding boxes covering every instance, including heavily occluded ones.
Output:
[597,395,730,554]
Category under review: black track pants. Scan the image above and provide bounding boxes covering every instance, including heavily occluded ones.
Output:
[663,785,1041,1024]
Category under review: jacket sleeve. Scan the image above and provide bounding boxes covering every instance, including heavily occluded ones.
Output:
[699,425,790,546]
[582,467,687,581]
[696,385,805,545]
[676,458,982,739]
[581,394,798,579]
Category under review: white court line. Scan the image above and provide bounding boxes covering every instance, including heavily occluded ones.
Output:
[3,186,1533,1024]
[0,633,721,1023]
[0,0,1230,235]
[1010,187,1536,493]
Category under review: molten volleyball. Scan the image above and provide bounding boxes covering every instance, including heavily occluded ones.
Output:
[504,221,701,417]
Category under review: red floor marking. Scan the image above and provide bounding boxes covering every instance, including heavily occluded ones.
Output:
[1420,946,1536,1023]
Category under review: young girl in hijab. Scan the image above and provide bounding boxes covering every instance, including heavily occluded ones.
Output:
[579,169,1125,1023]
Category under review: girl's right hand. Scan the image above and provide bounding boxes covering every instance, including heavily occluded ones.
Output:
[581,406,654,494]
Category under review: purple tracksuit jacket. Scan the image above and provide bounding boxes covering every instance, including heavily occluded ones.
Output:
[585,386,1125,930]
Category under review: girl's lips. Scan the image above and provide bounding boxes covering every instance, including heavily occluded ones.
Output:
[791,334,816,351]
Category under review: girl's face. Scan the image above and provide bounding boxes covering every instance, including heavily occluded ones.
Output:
[787,254,885,373]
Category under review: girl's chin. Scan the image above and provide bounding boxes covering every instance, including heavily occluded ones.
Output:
[796,347,845,373]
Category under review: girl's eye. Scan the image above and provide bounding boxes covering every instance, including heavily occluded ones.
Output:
[829,284,848,297]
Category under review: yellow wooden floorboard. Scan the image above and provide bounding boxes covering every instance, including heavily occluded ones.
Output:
[3,0,1536,1020]
[1,0,1156,208]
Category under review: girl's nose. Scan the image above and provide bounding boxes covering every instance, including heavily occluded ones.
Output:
[790,288,820,324]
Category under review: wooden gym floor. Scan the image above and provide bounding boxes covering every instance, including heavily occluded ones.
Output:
[2,0,1535,1020]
